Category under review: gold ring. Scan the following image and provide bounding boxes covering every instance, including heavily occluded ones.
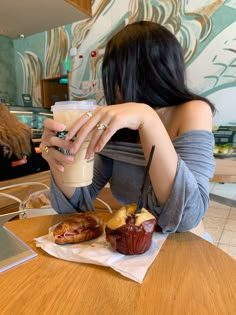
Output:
[86,111,93,118]
[44,146,50,154]
[96,123,107,131]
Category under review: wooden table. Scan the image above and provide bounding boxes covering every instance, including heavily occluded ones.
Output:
[210,159,236,206]
[0,170,121,214]
[0,170,51,189]
[0,171,51,214]
[211,158,236,183]
[1,213,236,315]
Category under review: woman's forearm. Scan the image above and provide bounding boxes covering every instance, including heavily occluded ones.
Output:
[138,106,178,205]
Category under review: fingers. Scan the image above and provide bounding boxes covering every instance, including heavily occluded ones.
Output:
[40,143,74,172]
[86,120,117,157]
[40,118,74,172]
[57,104,141,158]
[43,118,65,131]
[66,108,100,141]
[67,106,123,157]
[66,109,103,154]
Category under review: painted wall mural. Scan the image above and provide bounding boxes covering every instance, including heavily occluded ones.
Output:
[0,36,17,104]
[13,0,236,125]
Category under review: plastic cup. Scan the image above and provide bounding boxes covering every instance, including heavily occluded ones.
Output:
[51,100,97,187]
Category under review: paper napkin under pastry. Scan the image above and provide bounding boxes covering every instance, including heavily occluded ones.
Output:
[35,230,167,283]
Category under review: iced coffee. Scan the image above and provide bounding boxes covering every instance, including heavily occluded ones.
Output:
[51,100,97,187]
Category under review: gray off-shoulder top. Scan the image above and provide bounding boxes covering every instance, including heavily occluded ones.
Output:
[51,130,215,233]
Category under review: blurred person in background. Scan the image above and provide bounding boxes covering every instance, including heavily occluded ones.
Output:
[0,103,40,180]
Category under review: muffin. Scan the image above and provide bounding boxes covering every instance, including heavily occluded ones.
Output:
[105,204,157,255]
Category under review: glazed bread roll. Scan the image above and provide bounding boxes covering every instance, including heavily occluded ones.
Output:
[105,204,157,255]
[54,213,104,245]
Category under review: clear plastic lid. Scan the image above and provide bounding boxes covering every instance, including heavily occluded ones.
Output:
[51,100,97,111]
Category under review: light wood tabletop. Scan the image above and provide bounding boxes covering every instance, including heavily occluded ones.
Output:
[0,171,121,214]
[0,170,51,189]
[1,213,236,315]
[0,171,51,214]
[210,158,236,206]
[211,158,236,183]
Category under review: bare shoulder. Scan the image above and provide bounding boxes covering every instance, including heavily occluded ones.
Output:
[176,100,213,135]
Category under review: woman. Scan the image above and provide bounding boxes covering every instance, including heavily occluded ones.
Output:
[40,21,215,241]
[0,103,39,180]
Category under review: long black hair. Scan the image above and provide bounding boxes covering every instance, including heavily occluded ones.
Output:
[102,20,215,141]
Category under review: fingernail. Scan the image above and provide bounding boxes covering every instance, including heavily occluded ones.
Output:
[86,152,91,159]
[58,165,64,172]
[94,145,100,152]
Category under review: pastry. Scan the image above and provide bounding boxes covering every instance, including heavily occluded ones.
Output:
[53,213,104,245]
[105,204,157,255]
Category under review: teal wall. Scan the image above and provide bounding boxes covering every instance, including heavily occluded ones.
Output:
[10,0,236,125]
[0,35,17,105]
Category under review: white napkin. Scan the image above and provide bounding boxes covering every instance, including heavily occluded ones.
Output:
[35,229,167,283]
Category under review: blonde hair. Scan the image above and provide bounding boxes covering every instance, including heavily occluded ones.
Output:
[0,103,32,159]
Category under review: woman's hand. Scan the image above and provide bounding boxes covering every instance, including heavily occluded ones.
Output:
[40,119,75,172]
[66,103,155,158]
